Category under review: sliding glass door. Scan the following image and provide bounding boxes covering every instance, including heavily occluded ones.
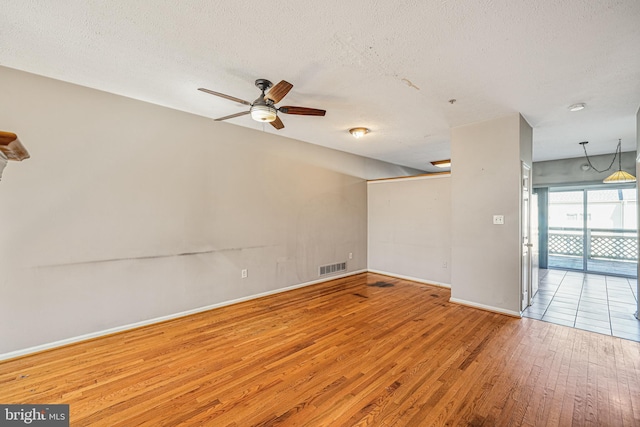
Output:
[586,188,637,276]
[548,191,585,270]
[548,186,637,277]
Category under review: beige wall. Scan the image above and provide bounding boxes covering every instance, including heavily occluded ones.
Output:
[0,66,420,357]
[450,114,532,315]
[367,175,451,286]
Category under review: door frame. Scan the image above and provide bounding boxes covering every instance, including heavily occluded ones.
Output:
[521,162,531,311]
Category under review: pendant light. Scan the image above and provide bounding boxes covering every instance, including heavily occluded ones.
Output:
[579,139,636,184]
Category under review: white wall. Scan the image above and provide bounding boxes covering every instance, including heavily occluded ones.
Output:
[367,175,451,286]
[0,66,421,357]
[450,114,532,316]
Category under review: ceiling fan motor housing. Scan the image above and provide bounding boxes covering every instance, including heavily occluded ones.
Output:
[250,79,277,122]
[254,79,273,92]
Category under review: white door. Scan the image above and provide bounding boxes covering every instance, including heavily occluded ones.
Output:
[530,193,539,303]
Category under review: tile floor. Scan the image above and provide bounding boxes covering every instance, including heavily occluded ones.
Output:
[522,269,640,342]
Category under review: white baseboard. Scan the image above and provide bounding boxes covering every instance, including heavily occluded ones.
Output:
[367,269,451,288]
[449,297,521,318]
[0,269,367,362]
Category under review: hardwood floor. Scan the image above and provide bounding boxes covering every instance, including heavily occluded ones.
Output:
[1,273,639,426]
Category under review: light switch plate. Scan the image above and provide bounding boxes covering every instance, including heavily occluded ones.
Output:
[493,215,505,225]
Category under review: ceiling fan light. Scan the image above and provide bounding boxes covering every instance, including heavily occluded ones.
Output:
[603,170,636,183]
[250,105,277,122]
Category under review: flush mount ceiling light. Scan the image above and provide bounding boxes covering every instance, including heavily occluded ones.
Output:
[568,103,586,112]
[349,127,370,138]
[579,139,636,183]
[431,159,451,168]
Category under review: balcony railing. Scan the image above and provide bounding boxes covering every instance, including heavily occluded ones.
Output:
[549,227,638,262]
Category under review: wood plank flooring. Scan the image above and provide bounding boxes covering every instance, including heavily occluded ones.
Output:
[1,273,639,426]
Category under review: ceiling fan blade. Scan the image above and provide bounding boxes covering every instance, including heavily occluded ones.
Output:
[214,110,251,121]
[270,116,285,130]
[265,80,293,103]
[198,88,251,106]
[0,131,18,144]
[278,106,326,116]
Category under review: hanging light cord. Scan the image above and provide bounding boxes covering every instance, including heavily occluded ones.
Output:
[580,139,621,173]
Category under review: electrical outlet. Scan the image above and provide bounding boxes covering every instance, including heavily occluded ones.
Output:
[241,269,248,279]
[349,252,353,260]
[442,261,447,268]
[493,215,505,225]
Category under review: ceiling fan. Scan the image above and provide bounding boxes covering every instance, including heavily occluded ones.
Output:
[198,79,326,130]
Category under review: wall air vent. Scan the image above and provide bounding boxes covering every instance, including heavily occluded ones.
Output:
[319,262,347,277]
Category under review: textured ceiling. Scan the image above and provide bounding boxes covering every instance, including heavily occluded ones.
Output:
[2,1,640,171]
